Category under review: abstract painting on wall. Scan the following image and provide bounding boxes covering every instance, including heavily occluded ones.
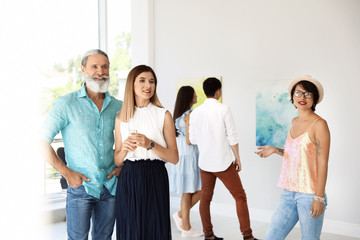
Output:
[256,80,297,147]
[176,76,222,109]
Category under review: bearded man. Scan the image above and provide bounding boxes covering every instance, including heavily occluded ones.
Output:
[41,49,123,240]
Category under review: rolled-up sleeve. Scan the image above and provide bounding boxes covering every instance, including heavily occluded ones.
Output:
[41,98,68,143]
[223,106,238,146]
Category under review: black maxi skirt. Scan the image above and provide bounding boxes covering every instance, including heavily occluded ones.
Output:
[115,159,172,240]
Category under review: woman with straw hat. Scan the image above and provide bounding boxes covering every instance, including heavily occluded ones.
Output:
[256,75,330,240]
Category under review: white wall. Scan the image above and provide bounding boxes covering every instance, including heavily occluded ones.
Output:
[131,0,154,66]
[1,1,45,238]
[132,0,360,236]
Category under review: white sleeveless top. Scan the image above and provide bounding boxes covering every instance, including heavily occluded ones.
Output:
[120,103,167,161]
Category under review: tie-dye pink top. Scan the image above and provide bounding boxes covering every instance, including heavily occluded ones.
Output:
[277,120,319,194]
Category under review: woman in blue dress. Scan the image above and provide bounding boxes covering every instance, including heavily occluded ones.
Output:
[169,86,202,238]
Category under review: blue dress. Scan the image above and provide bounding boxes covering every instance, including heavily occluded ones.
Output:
[168,110,201,194]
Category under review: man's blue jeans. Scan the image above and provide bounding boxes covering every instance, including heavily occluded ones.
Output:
[66,185,115,240]
[265,190,327,240]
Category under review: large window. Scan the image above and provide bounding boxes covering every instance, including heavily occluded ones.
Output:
[42,0,131,197]
[107,0,131,100]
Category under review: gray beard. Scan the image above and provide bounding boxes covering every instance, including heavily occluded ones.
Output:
[85,74,110,93]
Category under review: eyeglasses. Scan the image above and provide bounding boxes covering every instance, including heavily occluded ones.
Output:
[294,90,313,98]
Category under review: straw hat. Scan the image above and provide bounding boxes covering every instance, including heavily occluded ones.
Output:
[288,75,324,103]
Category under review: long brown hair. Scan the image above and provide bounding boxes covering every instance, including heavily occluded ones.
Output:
[118,65,163,122]
[173,86,195,137]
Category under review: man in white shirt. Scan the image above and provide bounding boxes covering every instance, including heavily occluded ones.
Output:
[189,78,257,240]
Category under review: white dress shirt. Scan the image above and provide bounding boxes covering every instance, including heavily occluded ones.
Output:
[189,98,238,172]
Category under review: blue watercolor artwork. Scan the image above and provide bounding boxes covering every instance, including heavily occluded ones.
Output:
[256,80,297,147]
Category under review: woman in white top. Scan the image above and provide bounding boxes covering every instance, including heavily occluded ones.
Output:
[114,65,179,240]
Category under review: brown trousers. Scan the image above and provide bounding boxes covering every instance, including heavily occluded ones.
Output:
[199,163,253,238]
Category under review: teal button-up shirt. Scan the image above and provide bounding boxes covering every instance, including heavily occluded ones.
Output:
[41,83,122,198]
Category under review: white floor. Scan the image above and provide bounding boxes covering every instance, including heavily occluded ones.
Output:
[43,208,359,240]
